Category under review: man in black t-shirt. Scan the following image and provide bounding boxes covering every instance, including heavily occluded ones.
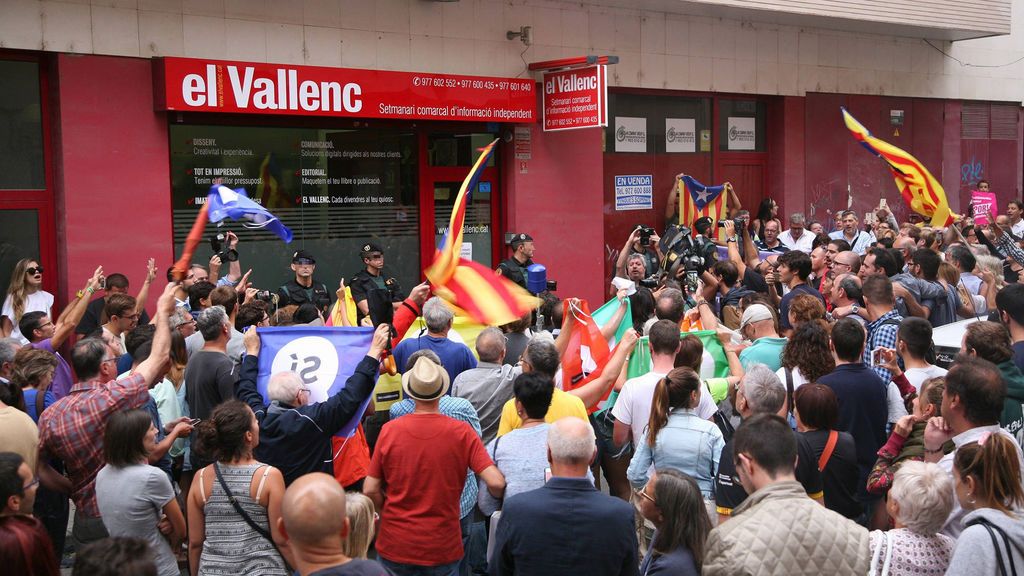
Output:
[776,250,825,335]
[714,364,823,524]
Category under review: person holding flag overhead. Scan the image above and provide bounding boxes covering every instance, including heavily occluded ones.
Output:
[235,323,390,486]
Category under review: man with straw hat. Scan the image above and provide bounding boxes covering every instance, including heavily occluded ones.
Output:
[364,356,506,575]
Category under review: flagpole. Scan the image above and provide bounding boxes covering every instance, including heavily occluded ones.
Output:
[171,202,209,281]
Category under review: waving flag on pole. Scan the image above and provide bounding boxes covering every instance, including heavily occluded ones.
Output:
[425,139,539,325]
[679,175,729,240]
[208,184,294,242]
[841,107,957,227]
[255,326,375,438]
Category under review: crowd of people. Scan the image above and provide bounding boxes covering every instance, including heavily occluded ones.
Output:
[0,189,1023,576]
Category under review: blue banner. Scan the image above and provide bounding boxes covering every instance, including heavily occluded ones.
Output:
[255,326,375,438]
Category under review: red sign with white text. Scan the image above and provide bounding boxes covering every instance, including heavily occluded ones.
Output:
[154,57,536,123]
[542,65,607,131]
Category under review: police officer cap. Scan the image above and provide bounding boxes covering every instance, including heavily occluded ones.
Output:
[361,242,384,257]
[510,233,534,247]
[292,249,316,264]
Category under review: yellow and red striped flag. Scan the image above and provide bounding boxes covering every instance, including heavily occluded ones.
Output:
[425,139,539,326]
[842,108,958,227]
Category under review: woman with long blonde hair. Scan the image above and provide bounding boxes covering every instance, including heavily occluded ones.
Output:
[2,258,54,343]
[341,492,376,560]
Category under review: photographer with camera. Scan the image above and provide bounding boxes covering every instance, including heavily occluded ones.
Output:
[206,230,244,287]
[614,225,662,281]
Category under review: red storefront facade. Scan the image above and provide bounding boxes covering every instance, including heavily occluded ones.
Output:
[2,50,1022,312]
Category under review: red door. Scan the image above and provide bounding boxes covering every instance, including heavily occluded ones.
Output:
[417,132,501,274]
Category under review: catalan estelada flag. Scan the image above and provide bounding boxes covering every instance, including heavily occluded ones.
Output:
[679,175,728,240]
[425,139,539,326]
[842,107,957,227]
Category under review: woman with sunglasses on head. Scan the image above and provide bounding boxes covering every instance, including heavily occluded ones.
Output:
[945,433,1024,576]
[2,258,54,343]
[636,469,711,575]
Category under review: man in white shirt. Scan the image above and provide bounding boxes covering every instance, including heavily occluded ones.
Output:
[778,212,814,253]
[829,210,875,255]
[1007,198,1024,238]
[611,320,715,449]
[924,356,1024,538]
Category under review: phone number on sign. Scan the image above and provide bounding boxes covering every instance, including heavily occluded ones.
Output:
[411,76,533,91]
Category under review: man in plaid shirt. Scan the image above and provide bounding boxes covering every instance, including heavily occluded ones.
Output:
[861,275,903,383]
[38,283,178,547]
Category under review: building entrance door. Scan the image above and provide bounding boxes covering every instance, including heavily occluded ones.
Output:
[420,133,501,272]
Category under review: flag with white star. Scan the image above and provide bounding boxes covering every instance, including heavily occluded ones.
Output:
[679,175,728,239]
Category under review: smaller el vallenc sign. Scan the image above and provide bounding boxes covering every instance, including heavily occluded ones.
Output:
[541,64,607,132]
[154,57,536,123]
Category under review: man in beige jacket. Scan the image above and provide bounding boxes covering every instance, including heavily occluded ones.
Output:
[703,414,869,576]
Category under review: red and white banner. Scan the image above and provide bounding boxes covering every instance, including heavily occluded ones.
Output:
[154,57,536,123]
[541,65,607,132]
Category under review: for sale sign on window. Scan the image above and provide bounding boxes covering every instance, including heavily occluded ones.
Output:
[542,65,607,131]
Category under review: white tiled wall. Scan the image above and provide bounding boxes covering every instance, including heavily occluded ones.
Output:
[2,0,1023,102]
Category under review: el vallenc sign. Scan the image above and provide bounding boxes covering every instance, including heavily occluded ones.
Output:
[154,57,536,123]
[541,65,607,132]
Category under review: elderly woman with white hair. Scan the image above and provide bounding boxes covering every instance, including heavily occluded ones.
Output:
[868,461,955,575]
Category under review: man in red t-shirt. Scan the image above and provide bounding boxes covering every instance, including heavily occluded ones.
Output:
[365,356,506,574]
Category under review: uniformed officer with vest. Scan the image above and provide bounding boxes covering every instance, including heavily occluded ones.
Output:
[496,232,535,291]
[350,242,405,324]
[277,249,332,317]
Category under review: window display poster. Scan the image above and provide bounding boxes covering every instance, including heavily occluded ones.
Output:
[727,117,756,150]
[665,118,696,153]
[614,116,647,153]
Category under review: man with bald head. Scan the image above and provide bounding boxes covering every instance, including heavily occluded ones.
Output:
[492,417,637,576]
[452,327,519,444]
[235,324,390,485]
[280,472,389,575]
[830,251,861,277]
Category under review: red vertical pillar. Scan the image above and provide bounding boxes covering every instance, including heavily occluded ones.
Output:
[52,54,171,311]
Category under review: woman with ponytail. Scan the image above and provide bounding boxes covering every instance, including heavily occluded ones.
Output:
[1,258,53,342]
[627,367,724,519]
[946,432,1024,575]
[187,400,291,575]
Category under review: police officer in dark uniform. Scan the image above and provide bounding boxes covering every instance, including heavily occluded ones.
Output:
[496,232,535,291]
[277,249,332,317]
[349,242,405,324]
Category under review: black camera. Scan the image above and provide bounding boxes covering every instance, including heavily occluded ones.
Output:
[210,232,239,262]
[660,224,717,278]
[637,277,660,289]
[636,225,655,246]
[717,217,745,230]
[253,290,278,305]
[545,280,557,292]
